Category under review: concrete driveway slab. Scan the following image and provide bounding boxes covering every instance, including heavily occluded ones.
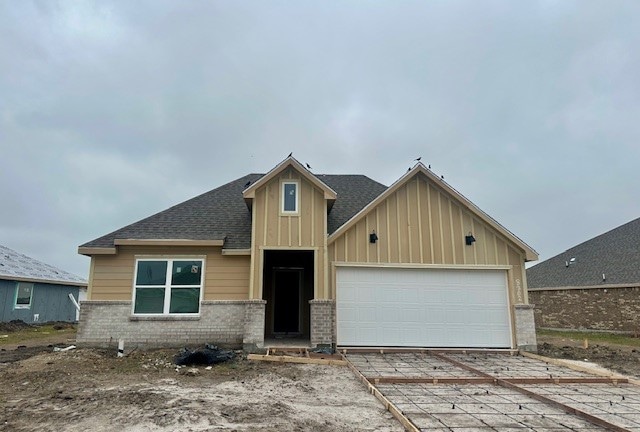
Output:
[377,383,606,430]
[346,351,639,431]
[347,352,472,379]
[521,383,640,430]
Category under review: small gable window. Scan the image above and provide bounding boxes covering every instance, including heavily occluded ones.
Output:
[15,282,34,309]
[282,181,298,214]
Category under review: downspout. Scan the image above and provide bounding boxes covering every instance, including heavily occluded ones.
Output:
[68,293,80,312]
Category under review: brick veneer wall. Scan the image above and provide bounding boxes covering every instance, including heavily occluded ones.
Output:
[77,300,266,350]
[310,299,335,347]
[529,286,640,333]
[514,304,537,352]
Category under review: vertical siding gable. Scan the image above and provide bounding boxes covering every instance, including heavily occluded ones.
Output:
[329,174,526,267]
[249,167,330,299]
[253,168,326,249]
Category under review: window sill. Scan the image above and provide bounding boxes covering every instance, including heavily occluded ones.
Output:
[129,315,200,322]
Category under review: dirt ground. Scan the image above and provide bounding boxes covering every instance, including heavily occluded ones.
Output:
[0,346,401,432]
[2,323,640,432]
[536,333,640,379]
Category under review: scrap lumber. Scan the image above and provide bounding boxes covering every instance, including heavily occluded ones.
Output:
[519,350,638,385]
[247,354,347,366]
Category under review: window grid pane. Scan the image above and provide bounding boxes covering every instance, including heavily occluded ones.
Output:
[136,261,168,285]
[171,261,202,285]
[169,288,200,313]
[134,288,165,313]
[16,283,33,307]
[283,183,297,212]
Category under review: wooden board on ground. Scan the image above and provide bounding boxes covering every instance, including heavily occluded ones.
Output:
[247,354,347,366]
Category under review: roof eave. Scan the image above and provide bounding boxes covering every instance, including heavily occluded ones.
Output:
[242,156,337,200]
[78,247,117,256]
[529,282,640,291]
[113,239,225,247]
[0,274,88,287]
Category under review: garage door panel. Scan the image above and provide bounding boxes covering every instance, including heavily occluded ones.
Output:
[336,267,512,348]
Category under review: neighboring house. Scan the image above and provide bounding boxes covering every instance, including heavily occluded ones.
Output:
[77,157,538,351]
[0,244,87,323]
[528,217,640,333]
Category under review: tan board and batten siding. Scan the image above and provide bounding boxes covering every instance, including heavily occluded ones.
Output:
[328,174,529,305]
[249,167,329,300]
[88,246,250,301]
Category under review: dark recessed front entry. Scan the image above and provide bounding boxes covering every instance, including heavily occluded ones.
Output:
[263,250,314,339]
[273,268,302,333]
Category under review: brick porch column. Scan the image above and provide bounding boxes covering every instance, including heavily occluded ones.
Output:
[514,304,537,352]
[309,299,335,348]
[243,300,266,352]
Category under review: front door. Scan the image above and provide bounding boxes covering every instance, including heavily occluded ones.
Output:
[272,268,303,334]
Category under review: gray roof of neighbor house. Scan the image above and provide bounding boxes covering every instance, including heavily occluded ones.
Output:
[80,173,388,251]
[527,216,640,289]
[0,244,87,286]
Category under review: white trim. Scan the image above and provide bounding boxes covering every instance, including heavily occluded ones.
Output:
[134,254,207,259]
[281,180,299,215]
[333,262,511,271]
[131,257,205,316]
[14,281,34,309]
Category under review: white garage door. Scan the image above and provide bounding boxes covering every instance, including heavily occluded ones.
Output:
[336,267,512,348]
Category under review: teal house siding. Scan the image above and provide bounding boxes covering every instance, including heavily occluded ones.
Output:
[0,279,81,323]
[1,244,87,324]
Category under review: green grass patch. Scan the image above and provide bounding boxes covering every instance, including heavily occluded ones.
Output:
[537,328,640,347]
[0,324,76,346]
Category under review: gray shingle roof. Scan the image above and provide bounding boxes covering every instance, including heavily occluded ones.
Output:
[80,173,387,250]
[318,175,387,234]
[527,217,640,288]
[0,244,87,285]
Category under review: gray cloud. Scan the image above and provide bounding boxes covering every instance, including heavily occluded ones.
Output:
[1,1,639,276]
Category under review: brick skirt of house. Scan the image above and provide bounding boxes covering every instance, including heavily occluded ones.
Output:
[76,300,266,351]
[529,286,640,333]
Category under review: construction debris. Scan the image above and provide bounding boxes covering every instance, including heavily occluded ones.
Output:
[174,345,234,366]
[53,345,76,352]
[248,353,347,366]
[178,367,200,376]
[310,346,334,355]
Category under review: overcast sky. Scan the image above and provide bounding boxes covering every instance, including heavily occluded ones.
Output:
[1,1,639,278]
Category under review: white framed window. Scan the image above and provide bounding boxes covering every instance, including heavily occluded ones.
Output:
[281,181,299,214]
[132,258,204,315]
[15,282,34,309]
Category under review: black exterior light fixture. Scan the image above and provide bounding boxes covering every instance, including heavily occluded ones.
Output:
[465,233,476,246]
[369,230,378,244]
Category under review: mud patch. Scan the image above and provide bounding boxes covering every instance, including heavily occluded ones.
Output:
[537,341,640,378]
[0,349,400,432]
